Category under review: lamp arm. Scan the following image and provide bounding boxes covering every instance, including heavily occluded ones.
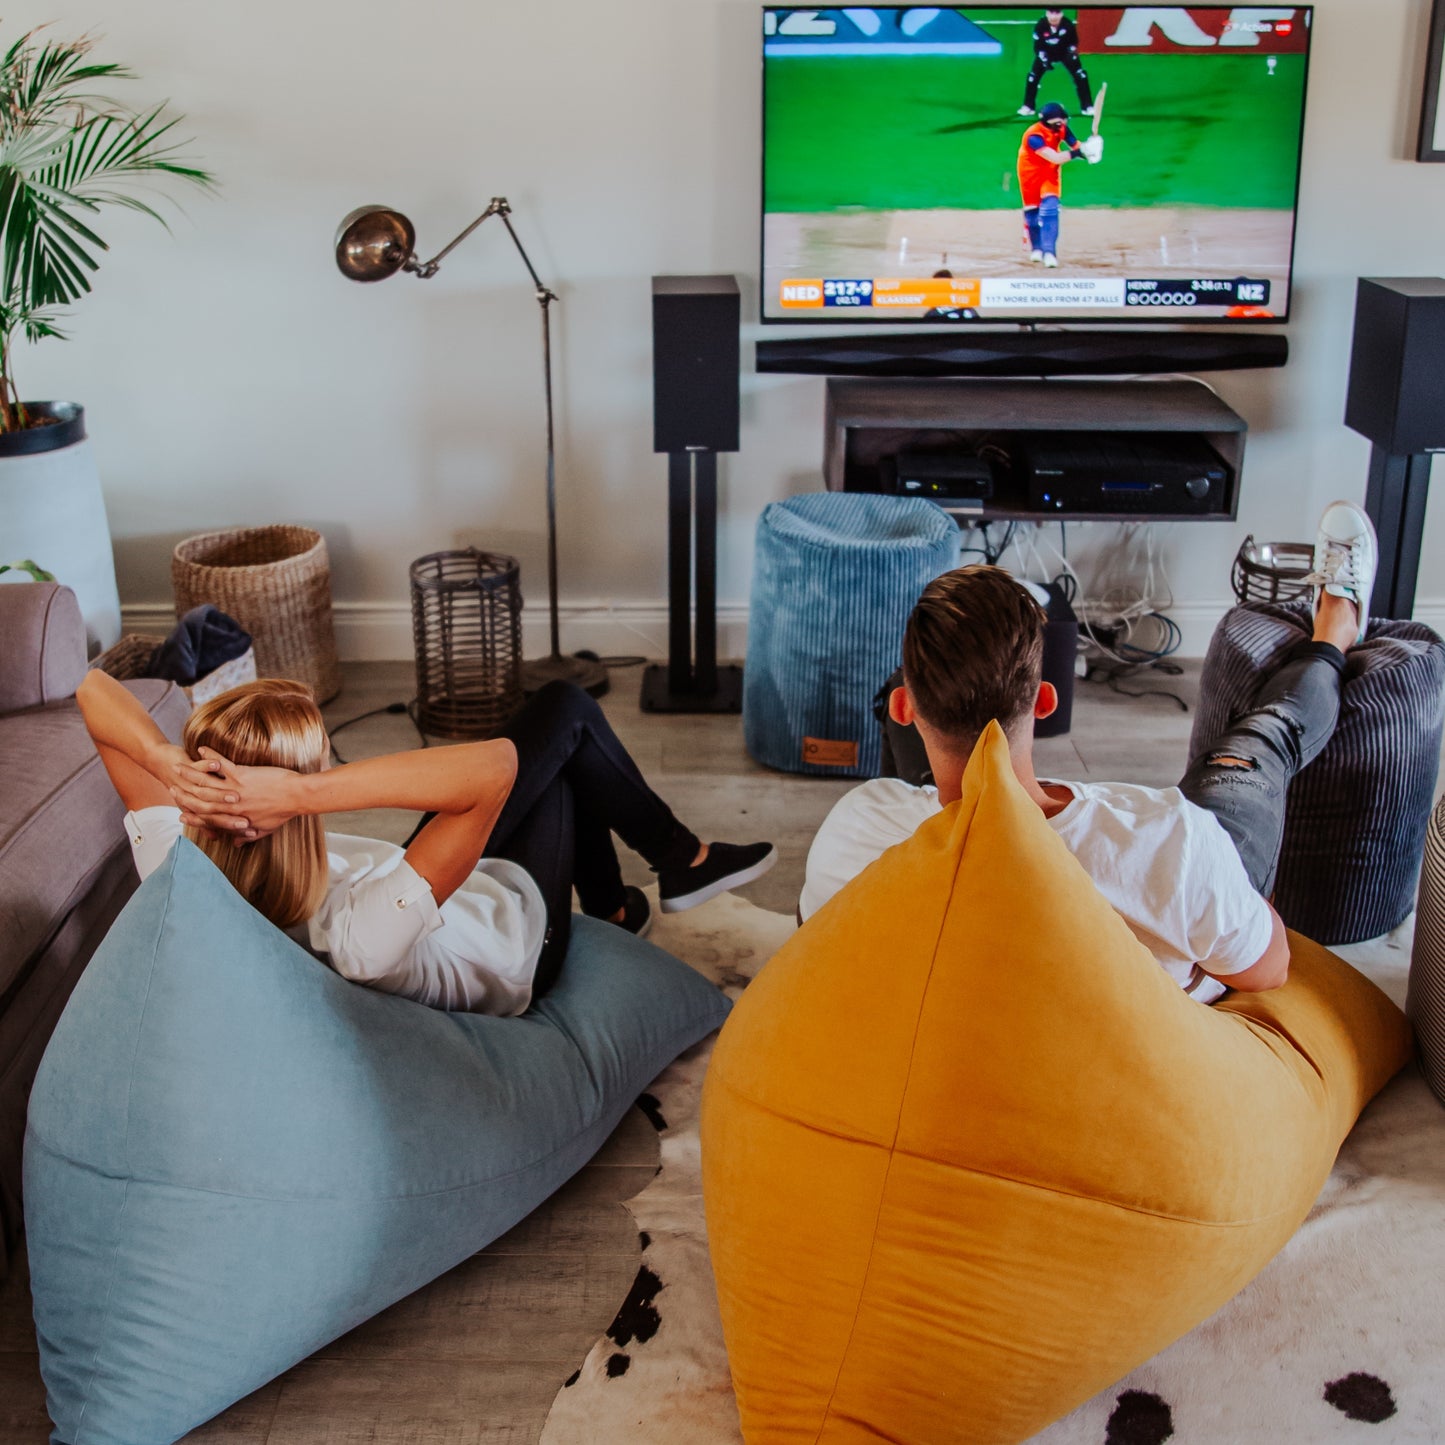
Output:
[410,194,563,659]
[497,211,555,300]
[412,197,557,301]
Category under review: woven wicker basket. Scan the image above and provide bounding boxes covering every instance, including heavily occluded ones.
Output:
[90,633,258,704]
[172,526,341,702]
[91,633,164,684]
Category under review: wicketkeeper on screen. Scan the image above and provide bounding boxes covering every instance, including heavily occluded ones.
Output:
[1019,7,1096,116]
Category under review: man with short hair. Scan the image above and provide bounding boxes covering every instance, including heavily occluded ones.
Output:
[800,502,1378,1001]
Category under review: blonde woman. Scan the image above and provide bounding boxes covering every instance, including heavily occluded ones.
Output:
[79,675,775,1014]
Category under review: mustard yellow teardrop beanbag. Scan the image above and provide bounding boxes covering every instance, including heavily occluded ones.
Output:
[701,723,1410,1445]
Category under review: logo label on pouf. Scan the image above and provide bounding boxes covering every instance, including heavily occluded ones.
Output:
[803,737,858,767]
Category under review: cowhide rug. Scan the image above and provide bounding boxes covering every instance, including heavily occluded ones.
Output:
[541,893,1445,1444]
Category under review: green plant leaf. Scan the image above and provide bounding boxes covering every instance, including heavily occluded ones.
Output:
[0,27,215,428]
[0,558,57,581]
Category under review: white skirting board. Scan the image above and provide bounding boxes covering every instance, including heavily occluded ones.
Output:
[120,600,753,666]
[121,599,1445,665]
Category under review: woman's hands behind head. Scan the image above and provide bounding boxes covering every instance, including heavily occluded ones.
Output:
[171,746,305,842]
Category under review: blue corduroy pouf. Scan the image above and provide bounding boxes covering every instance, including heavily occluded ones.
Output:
[744,493,961,777]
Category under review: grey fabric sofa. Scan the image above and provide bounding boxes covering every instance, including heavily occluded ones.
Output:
[0,582,188,1270]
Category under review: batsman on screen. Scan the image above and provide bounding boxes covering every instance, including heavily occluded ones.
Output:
[1018,96,1104,270]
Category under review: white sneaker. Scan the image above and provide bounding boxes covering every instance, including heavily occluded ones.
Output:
[1306,500,1377,646]
[1017,105,1036,116]
[1043,253,1059,268]
[1082,105,1096,116]
[1030,248,1044,263]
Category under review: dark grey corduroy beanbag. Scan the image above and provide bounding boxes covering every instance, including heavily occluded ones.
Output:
[1409,798,1445,1106]
[1192,602,1445,946]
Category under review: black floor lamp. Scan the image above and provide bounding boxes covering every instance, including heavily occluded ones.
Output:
[334,198,607,697]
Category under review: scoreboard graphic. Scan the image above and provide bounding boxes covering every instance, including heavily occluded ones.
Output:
[779,275,1273,313]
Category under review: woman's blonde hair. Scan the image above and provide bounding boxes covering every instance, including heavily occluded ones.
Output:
[181,679,330,930]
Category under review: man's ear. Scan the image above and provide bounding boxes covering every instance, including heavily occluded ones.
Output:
[888,686,916,727]
[1034,681,1058,720]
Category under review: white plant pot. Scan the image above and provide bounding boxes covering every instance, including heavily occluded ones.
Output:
[0,404,121,655]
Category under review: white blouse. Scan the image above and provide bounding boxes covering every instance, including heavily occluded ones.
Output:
[125,806,548,1015]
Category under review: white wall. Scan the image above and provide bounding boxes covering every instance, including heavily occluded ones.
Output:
[6,0,1444,658]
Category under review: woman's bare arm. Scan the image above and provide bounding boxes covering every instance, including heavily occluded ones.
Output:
[76,670,189,813]
[173,740,519,906]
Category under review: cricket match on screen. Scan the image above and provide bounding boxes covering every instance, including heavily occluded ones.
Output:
[761,6,1311,323]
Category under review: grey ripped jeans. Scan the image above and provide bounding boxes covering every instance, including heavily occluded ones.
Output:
[1177,640,1345,897]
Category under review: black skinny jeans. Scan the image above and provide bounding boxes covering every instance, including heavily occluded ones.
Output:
[409,681,699,998]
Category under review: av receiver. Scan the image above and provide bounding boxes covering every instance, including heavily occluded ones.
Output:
[1020,432,1232,515]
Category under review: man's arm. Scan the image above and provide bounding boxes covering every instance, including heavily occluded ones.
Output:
[1181,811,1290,992]
[1027,134,1075,166]
[1203,902,1289,992]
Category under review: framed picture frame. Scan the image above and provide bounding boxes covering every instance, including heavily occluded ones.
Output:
[1420,0,1445,160]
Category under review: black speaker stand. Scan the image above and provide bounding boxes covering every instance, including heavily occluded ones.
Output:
[1363,446,1431,618]
[640,450,744,714]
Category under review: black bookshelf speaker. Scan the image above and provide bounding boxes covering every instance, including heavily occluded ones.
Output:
[652,275,740,454]
[1345,278,1445,453]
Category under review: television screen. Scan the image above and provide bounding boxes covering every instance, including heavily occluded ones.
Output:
[761,6,1311,324]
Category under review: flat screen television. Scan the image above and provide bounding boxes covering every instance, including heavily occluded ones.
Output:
[761,6,1312,324]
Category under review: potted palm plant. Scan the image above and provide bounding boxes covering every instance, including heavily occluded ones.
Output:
[0,29,212,652]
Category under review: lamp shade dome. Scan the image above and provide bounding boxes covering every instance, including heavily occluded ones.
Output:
[334,206,416,282]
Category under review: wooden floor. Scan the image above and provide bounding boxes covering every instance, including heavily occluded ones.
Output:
[0,656,1245,1441]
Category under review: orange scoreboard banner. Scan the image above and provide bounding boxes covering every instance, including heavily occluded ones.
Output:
[779,277,982,310]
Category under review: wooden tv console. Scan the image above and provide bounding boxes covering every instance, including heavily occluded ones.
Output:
[823,376,1247,524]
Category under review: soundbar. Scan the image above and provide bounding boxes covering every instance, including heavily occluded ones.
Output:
[756,329,1288,378]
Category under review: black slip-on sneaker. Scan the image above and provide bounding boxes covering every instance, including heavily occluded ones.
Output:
[612,884,654,938]
[657,841,778,914]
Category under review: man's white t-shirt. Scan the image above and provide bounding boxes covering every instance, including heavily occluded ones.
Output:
[125,806,548,1015]
[800,778,1273,1004]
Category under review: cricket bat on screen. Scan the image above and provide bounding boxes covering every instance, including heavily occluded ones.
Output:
[1092,82,1108,135]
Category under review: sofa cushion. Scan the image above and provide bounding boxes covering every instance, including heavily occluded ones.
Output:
[701,722,1411,1445]
[25,838,731,1443]
[0,582,86,714]
[0,680,187,995]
